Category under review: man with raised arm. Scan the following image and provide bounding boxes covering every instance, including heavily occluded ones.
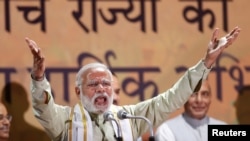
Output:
[25,27,240,141]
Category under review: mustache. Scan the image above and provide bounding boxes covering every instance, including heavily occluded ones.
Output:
[92,93,109,100]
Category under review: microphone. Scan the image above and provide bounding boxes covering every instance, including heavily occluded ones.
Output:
[103,111,123,141]
[117,110,155,141]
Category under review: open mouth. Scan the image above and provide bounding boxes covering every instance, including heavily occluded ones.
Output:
[0,127,9,133]
[94,95,108,106]
[193,106,205,112]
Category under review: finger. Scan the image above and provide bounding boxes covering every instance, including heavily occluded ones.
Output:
[211,28,219,42]
[224,27,240,45]
[228,26,240,38]
[223,27,241,48]
[25,37,39,54]
[25,37,45,62]
[229,30,240,41]
[233,29,241,38]
[229,27,237,36]
[225,32,240,48]
[29,39,39,53]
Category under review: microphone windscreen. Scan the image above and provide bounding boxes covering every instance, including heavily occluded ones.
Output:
[103,111,113,120]
[117,109,127,119]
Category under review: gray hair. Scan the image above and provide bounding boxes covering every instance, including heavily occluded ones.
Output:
[75,62,113,87]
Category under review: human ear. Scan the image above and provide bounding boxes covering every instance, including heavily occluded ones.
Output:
[75,87,80,98]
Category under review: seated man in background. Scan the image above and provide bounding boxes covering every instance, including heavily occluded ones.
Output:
[0,103,11,141]
[155,79,226,141]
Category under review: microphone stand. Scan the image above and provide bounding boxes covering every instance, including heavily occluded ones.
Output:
[104,111,123,141]
[127,115,155,141]
[117,110,155,141]
[109,118,123,141]
[116,136,123,141]
[148,136,155,141]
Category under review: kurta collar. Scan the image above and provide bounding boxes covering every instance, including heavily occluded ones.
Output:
[182,112,209,128]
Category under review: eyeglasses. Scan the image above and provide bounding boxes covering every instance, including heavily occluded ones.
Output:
[0,115,12,122]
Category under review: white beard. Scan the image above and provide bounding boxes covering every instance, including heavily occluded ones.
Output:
[80,91,113,114]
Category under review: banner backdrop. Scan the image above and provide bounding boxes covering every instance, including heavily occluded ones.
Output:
[0,0,249,140]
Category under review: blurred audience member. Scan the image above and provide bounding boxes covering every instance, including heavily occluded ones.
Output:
[1,82,50,141]
[0,102,11,141]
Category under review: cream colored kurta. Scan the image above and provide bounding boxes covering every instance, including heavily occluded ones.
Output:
[30,60,211,141]
[155,113,227,141]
